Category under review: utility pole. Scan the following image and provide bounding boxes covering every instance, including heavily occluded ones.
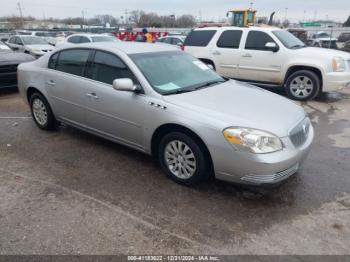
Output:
[284,7,288,22]
[17,2,24,28]
[125,9,128,27]
[81,10,85,29]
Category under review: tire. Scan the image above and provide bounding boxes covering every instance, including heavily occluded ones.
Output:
[158,132,211,186]
[285,70,321,101]
[29,92,57,130]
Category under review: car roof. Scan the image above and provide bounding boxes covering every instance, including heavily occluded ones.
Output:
[57,42,179,55]
[193,26,280,32]
[68,34,113,37]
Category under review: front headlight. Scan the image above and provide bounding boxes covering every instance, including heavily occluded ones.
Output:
[332,57,346,72]
[223,127,283,154]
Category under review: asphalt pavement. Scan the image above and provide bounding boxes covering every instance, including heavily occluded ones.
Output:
[0,88,350,255]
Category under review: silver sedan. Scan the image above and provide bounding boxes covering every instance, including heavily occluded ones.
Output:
[17,42,314,186]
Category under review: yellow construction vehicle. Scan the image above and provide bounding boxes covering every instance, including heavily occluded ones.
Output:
[227,9,257,27]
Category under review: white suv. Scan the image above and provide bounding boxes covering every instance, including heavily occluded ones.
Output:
[184,26,350,100]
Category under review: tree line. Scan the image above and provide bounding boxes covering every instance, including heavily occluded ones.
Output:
[0,10,197,29]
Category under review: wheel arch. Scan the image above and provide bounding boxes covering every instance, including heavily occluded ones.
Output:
[151,123,214,173]
[26,86,45,103]
[285,65,323,91]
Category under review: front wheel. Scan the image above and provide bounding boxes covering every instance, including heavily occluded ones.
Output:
[158,132,211,186]
[285,70,321,101]
[30,93,57,130]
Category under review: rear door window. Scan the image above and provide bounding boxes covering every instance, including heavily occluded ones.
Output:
[15,37,23,45]
[67,36,81,44]
[89,51,137,85]
[184,30,216,47]
[172,38,183,45]
[48,52,59,69]
[79,36,91,43]
[55,49,90,77]
[216,30,242,49]
[245,31,276,51]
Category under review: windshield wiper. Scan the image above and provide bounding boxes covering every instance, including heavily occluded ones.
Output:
[194,80,226,90]
[163,89,195,95]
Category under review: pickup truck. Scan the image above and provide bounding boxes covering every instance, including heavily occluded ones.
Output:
[184,26,350,100]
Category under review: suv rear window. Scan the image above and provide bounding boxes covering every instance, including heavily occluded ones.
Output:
[216,30,242,49]
[184,30,216,47]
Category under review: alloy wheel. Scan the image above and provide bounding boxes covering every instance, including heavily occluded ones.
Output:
[164,140,197,179]
[32,98,48,126]
[290,76,314,99]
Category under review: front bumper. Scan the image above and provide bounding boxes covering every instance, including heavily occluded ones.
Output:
[323,71,350,92]
[211,124,314,186]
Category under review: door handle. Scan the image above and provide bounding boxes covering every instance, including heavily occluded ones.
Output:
[242,53,252,58]
[86,92,99,100]
[47,80,56,86]
[212,51,221,55]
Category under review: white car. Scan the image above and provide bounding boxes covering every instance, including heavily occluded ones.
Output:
[158,35,186,48]
[184,26,350,100]
[6,35,54,58]
[310,31,338,48]
[56,33,119,47]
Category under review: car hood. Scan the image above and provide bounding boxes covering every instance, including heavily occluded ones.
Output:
[0,51,35,66]
[26,44,54,51]
[163,80,306,137]
[293,47,350,60]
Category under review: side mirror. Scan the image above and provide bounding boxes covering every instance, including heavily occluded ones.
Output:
[265,42,279,52]
[112,78,141,92]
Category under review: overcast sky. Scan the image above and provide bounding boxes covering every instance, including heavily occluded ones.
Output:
[1,0,349,23]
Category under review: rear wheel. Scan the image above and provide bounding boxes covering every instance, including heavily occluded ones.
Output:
[158,132,211,186]
[30,93,57,130]
[285,70,320,101]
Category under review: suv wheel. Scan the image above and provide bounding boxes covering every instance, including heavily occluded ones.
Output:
[158,132,210,186]
[30,93,57,130]
[285,70,320,101]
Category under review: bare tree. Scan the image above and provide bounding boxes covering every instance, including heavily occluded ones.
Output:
[176,15,196,28]
[129,10,144,26]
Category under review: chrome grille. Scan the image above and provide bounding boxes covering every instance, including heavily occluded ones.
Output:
[289,118,310,148]
[241,164,299,184]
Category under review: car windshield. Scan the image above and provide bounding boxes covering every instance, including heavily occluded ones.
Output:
[91,36,118,42]
[130,51,225,95]
[272,30,306,49]
[22,36,48,45]
[317,33,330,38]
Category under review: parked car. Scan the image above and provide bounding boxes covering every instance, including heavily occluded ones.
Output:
[337,32,350,49]
[18,42,313,186]
[287,29,308,43]
[58,33,120,46]
[184,26,350,101]
[343,40,350,52]
[0,41,34,89]
[157,35,187,48]
[30,31,64,46]
[6,35,54,58]
[310,31,338,49]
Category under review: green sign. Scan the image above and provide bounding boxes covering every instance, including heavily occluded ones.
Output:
[300,23,321,27]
